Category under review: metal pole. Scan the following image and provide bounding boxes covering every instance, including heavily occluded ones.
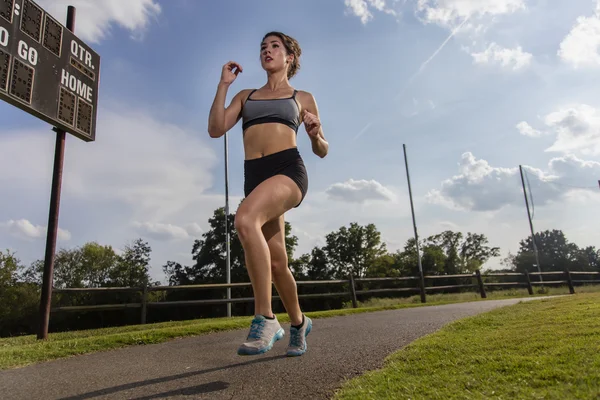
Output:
[38,5,76,340]
[403,144,426,303]
[519,165,543,286]
[224,133,231,317]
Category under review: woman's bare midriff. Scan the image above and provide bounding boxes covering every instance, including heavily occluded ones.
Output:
[243,123,298,160]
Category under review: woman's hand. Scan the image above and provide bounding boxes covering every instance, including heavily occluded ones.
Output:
[303,109,321,139]
[220,61,243,85]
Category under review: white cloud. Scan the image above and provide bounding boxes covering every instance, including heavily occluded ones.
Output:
[184,223,204,236]
[0,100,222,275]
[426,152,600,212]
[60,104,219,222]
[558,1,600,68]
[284,183,412,257]
[325,179,396,203]
[0,219,71,241]
[36,0,161,44]
[547,154,600,187]
[542,104,600,156]
[516,121,544,138]
[344,0,398,24]
[471,43,532,70]
[133,222,202,241]
[416,0,526,29]
[426,153,523,211]
[437,220,460,231]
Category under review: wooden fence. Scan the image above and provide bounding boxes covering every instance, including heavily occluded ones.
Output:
[51,269,600,325]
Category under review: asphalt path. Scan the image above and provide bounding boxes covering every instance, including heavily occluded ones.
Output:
[0,297,551,400]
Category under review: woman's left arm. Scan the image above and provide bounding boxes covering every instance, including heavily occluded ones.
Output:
[300,91,329,158]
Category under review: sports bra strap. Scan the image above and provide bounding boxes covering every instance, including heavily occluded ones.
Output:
[246,89,258,102]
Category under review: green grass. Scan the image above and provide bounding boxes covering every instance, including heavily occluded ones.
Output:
[1,284,598,371]
[333,292,600,400]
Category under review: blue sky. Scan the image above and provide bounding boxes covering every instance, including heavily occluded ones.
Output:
[1,0,599,282]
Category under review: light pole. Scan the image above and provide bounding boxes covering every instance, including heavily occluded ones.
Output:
[403,144,426,303]
[224,133,231,317]
[519,165,543,287]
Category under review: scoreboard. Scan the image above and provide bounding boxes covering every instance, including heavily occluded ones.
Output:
[0,0,100,142]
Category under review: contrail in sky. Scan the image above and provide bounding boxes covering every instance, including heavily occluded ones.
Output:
[353,16,471,142]
[352,122,373,141]
[394,15,471,101]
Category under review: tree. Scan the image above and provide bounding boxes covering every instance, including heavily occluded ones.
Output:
[425,231,500,274]
[459,232,501,272]
[421,231,461,274]
[1,240,159,337]
[24,240,153,288]
[395,238,447,277]
[365,253,403,278]
[0,250,39,336]
[304,246,335,280]
[80,242,119,287]
[26,242,119,288]
[42,242,119,288]
[0,250,22,287]
[323,222,387,278]
[289,253,310,280]
[191,207,246,284]
[422,245,447,275]
[163,207,241,285]
[395,238,419,276]
[25,247,86,289]
[284,221,299,262]
[511,229,598,273]
[110,238,154,287]
[577,246,600,271]
[500,252,517,271]
[162,260,194,286]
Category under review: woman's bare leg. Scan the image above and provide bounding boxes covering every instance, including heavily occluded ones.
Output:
[262,215,303,326]
[235,175,302,318]
[262,211,311,357]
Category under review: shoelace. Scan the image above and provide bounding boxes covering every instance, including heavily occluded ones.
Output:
[289,328,302,347]
[247,318,266,340]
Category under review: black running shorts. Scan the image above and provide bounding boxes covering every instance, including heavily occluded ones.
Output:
[243,147,308,208]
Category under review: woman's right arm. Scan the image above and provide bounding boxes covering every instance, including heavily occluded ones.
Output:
[208,61,246,138]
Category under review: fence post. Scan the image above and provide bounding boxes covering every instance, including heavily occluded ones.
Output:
[565,269,575,294]
[475,270,487,299]
[348,272,358,308]
[140,283,148,324]
[524,271,534,295]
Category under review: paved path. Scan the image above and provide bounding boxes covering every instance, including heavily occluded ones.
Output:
[0,298,549,400]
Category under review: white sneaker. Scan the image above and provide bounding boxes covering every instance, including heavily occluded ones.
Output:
[286,315,312,357]
[237,314,285,356]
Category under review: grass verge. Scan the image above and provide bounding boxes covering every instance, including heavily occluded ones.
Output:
[333,292,600,400]
[1,285,597,371]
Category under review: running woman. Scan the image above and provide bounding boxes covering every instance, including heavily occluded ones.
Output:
[207,31,329,356]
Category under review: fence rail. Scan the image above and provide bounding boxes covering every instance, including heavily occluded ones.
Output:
[50,269,600,324]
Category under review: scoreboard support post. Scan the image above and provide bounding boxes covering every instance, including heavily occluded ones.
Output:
[37,5,75,341]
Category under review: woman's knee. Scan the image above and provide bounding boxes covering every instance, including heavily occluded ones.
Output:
[234,211,259,242]
[271,257,288,277]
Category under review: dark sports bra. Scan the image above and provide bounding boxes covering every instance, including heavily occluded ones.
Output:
[241,89,302,133]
